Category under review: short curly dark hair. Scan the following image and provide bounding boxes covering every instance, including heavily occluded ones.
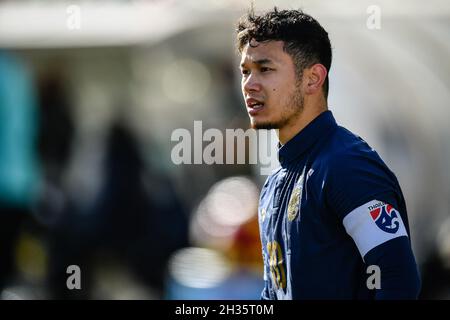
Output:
[236,7,332,98]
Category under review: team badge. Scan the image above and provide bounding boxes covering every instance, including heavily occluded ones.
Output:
[369,202,400,234]
[287,168,305,222]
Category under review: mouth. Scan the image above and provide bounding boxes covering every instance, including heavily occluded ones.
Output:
[246,98,265,116]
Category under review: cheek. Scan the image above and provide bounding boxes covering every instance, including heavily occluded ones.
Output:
[270,76,291,96]
[269,88,280,103]
[241,82,246,97]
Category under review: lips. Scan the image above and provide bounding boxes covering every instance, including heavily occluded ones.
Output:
[246,98,265,115]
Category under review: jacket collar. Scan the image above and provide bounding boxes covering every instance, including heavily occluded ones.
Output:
[278,110,337,167]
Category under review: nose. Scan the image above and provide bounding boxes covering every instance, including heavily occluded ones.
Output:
[242,73,261,94]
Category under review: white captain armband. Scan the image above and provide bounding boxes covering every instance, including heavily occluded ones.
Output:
[342,200,408,258]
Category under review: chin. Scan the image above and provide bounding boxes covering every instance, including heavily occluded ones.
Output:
[251,119,278,130]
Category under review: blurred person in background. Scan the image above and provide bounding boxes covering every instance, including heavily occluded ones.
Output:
[35,69,75,228]
[46,121,189,299]
[237,8,420,299]
[0,51,40,293]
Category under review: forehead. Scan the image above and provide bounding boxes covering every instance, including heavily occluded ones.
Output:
[240,40,291,65]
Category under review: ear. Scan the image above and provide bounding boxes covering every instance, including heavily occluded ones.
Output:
[303,64,327,95]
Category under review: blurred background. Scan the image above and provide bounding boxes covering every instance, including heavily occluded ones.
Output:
[0,0,449,299]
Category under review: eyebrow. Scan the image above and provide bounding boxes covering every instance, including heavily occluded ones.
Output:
[240,58,274,68]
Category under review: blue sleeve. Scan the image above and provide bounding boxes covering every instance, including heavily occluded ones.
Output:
[364,237,421,299]
[324,147,398,221]
[325,145,421,299]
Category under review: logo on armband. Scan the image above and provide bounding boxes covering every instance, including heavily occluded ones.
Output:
[368,202,400,234]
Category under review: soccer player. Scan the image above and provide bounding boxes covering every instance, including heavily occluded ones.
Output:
[236,8,421,299]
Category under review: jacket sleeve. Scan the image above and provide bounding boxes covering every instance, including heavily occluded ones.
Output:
[364,236,421,299]
[325,148,421,299]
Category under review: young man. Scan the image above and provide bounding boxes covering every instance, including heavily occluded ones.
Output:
[237,8,421,299]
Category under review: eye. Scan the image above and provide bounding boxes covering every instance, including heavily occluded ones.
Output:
[241,69,250,76]
[260,67,272,73]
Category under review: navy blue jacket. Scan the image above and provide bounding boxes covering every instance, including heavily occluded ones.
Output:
[259,110,421,299]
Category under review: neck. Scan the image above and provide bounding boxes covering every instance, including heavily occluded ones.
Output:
[278,97,327,145]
